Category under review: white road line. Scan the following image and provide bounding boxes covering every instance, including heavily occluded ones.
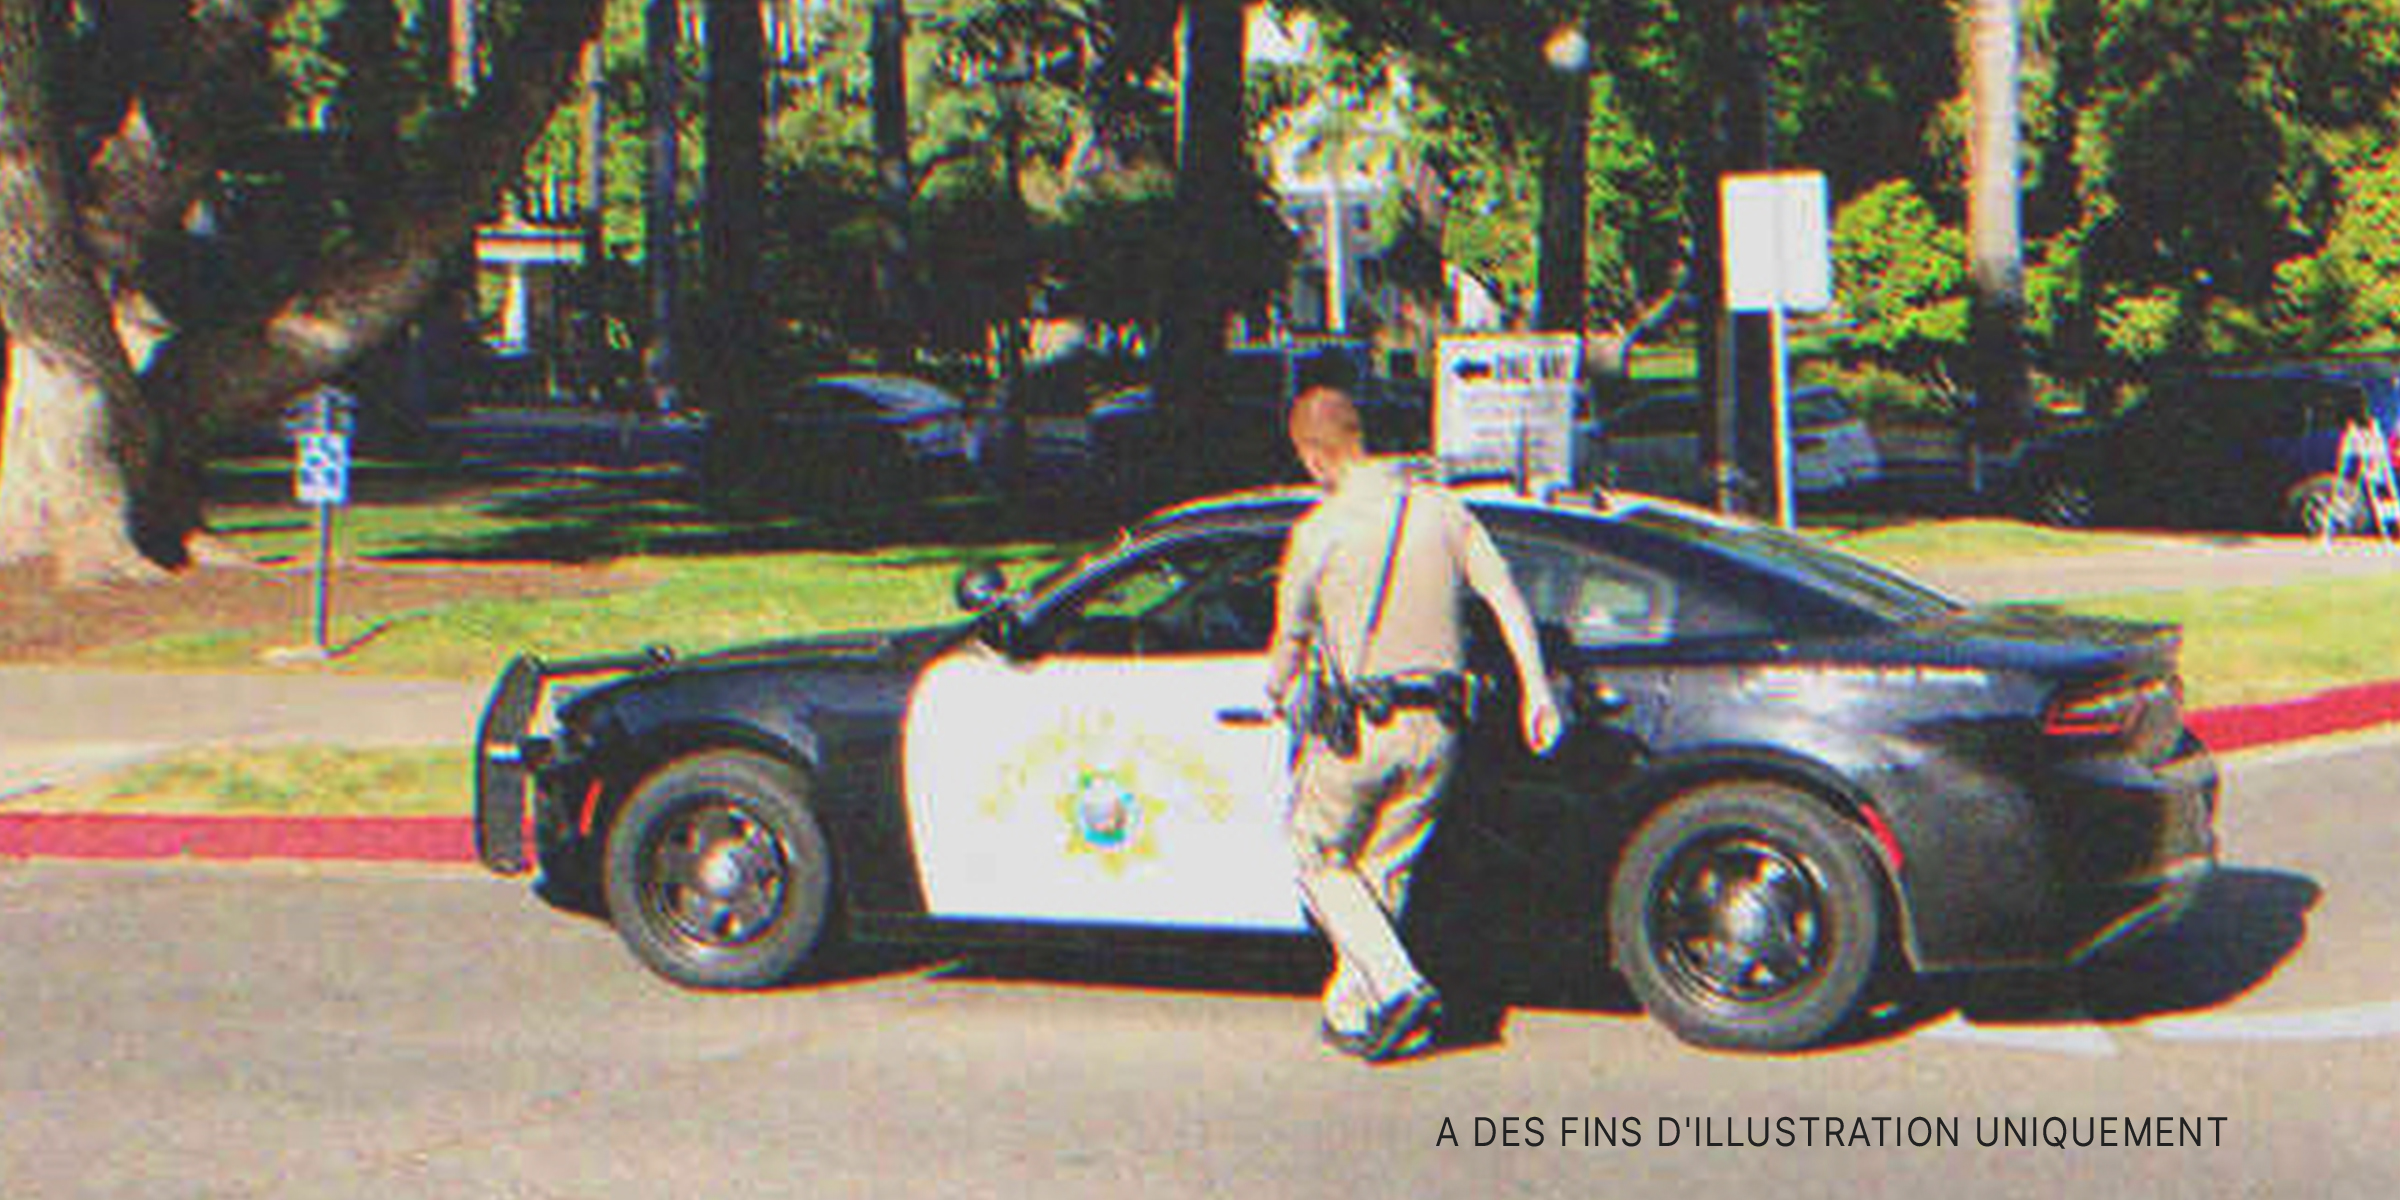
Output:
[2140,999,2400,1043]
[1917,1013,2121,1057]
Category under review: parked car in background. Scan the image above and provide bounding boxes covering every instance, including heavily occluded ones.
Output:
[1584,386,1882,500]
[2009,361,2400,536]
[711,373,977,510]
[1086,346,1430,504]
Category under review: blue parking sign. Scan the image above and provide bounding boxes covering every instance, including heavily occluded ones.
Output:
[296,432,350,506]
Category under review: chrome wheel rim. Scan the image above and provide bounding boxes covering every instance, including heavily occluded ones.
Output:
[1650,833,1828,1005]
[641,797,788,951]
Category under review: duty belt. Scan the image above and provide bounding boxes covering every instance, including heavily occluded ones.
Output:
[1354,670,1477,728]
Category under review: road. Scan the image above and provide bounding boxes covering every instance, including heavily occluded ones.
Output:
[4,734,2396,1199]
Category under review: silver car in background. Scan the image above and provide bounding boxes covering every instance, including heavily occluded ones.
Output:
[1586,386,1882,500]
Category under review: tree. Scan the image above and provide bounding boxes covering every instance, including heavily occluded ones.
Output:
[0,0,607,583]
[0,0,160,580]
[702,0,767,408]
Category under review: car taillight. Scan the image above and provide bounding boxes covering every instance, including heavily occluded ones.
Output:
[2043,676,2174,738]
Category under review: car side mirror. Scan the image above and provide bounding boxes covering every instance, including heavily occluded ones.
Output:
[974,607,1030,658]
[954,563,1009,613]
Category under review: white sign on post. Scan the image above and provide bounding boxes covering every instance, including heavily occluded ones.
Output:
[1720,170,1833,530]
[1433,334,1580,490]
[1722,171,1833,314]
[296,431,351,507]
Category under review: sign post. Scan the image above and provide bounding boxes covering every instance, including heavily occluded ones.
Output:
[1721,170,1833,529]
[292,390,353,656]
[1432,334,1580,493]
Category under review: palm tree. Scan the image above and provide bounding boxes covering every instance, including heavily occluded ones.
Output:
[1965,0,2029,479]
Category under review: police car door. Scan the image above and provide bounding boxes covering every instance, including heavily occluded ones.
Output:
[902,528,1305,930]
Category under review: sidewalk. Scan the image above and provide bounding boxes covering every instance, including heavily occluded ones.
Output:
[1914,534,2400,603]
[0,667,482,805]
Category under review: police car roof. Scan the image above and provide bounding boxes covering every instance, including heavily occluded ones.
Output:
[1132,458,1723,537]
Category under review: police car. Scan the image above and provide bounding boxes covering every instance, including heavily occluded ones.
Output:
[474,480,2218,1051]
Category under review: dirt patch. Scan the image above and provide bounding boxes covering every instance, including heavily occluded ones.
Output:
[0,559,640,663]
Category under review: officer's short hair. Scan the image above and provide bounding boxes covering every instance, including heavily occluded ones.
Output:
[1290,385,1364,455]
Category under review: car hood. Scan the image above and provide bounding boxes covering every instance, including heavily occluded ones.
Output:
[554,624,971,727]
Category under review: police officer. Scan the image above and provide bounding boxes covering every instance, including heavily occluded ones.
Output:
[1267,384,1563,1062]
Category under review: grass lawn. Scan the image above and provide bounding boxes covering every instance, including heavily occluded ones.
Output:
[95,464,2400,709]
[2055,575,2400,709]
[1818,518,2178,570]
[99,463,1095,679]
[32,745,468,817]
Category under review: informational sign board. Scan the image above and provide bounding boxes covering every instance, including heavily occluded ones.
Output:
[295,431,351,507]
[1433,334,1580,489]
[1721,171,1832,313]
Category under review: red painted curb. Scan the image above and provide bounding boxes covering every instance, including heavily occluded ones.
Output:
[2185,679,2400,754]
[5,683,2399,864]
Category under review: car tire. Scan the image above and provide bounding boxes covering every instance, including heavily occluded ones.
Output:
[1609,781,1887,1052]
[603,750,837,990]
[2286,473,2365,539]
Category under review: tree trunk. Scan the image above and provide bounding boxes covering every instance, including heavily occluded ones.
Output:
[644,0,682,411]
[0,0,159,582]
[144,0,606,434]
[702,0,766,409]
[870,0,912,367]
[1154,0,1246,500]
[1965,0,2029,473]
[1535,48,1589,340]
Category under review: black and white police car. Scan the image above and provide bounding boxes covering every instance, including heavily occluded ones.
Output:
[475,478,2218,1051]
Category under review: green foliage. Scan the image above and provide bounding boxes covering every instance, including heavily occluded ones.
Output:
[1831,180,1966,397]
[2024,0,2400,370]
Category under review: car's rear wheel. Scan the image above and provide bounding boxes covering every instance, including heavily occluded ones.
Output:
[1609,781,1887,1051]
[604,750,836,989]
[2286,473,2366,539]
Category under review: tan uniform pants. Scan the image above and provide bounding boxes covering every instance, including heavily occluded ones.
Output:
[1287,709,1457,1034]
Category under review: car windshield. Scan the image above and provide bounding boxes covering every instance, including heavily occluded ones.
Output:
[1619,503,1962,624]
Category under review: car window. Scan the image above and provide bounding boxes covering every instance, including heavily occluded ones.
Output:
[1038,531,1284,657]
[1619,505,1960,625]
[1495,533,1675,647]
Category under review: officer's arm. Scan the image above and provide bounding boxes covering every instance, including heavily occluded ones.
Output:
[1266,522,1320,705]
[1458,503,1563,753]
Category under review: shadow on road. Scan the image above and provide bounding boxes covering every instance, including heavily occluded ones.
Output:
[1859,864,2320,1043]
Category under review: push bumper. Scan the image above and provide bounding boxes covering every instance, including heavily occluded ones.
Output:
[472,648,672,875]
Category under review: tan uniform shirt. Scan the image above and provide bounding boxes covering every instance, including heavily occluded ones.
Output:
[1269,461,1534,692]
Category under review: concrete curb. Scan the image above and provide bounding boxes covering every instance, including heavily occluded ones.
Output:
[5,683,2398,865]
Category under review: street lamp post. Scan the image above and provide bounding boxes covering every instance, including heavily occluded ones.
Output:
[1538,22,1590,342]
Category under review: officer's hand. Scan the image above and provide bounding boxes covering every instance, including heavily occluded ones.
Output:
[1522,686,1564,756]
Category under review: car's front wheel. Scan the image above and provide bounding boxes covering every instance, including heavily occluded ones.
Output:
[604,750,836,989]
[1609,781,1887,1051]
